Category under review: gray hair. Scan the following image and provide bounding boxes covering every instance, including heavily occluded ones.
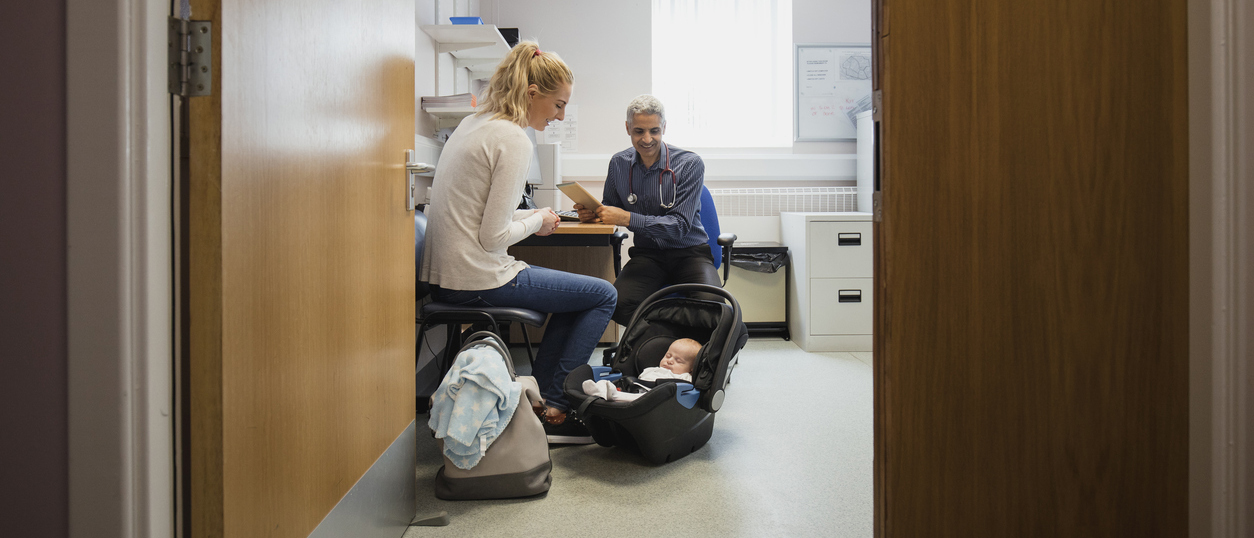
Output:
[625,94,666,126]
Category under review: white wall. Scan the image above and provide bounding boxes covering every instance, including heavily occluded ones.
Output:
[479,0,652,155]
[793,0,871,155]
[422,0,871,236]
[474,0,868,158]
[415,0,438,138]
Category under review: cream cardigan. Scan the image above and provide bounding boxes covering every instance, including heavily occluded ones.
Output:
[420,113,545,291]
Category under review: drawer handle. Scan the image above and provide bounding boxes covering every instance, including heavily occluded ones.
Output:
[838,289,862,303]
[838,233,861,246]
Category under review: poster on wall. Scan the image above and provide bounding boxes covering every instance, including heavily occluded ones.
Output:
[541,104,578,153]
[795,44,872,141]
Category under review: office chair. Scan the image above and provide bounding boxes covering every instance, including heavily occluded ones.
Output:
[414,211,548,407]
[700,185,738,284]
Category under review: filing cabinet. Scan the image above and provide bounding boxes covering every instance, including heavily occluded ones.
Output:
[780,212,873,351]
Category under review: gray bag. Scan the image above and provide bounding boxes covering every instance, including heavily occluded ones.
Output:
[432,331,551,500]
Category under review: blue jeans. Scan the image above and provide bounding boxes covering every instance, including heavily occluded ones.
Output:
[433,266,616,412]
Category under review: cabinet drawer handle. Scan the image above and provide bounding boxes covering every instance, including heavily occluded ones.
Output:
[838,289,862,303]
[838,233,861,246]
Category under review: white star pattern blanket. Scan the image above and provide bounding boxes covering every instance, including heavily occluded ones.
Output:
[428,343,522,469]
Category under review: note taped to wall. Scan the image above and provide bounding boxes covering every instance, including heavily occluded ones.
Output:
[795,44,872,141]
[541,104,578,152]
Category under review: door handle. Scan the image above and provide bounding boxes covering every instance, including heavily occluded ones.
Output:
[404,149,434,211]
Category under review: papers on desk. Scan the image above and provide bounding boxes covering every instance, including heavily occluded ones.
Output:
[556,182,601,210]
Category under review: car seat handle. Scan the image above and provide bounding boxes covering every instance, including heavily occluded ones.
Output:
[625,283,742,331]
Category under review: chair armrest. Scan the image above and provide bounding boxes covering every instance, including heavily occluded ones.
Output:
[611,229,629,277]
[717,233,736,285]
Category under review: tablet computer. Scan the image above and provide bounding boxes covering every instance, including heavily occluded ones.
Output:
[556,182,602,210]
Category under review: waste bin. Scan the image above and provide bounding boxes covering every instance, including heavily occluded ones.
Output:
[723,242,790,339]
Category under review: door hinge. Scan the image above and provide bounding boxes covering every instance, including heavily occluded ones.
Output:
[168,17,212,97]
[873,191,883,222]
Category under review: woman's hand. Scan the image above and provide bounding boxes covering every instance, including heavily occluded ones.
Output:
[535,207,560,236]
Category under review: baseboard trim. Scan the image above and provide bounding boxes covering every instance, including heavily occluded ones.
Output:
[308,421,416,538]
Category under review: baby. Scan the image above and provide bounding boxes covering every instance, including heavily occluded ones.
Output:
[582,338,701,402]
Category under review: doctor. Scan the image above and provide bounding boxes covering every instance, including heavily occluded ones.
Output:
[576,94,720,326]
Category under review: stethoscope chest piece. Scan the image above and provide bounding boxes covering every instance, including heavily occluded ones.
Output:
[627,145,676,208]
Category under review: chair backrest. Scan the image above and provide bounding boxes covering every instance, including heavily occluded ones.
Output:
[698,186,721,269]
[415,211,431,301]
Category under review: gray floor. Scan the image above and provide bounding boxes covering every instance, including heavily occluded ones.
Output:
[405,338,873,538]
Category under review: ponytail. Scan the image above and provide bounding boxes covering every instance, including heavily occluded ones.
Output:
[477,41,573,127]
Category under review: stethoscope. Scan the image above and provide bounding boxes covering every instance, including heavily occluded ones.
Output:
[627,143,677,209]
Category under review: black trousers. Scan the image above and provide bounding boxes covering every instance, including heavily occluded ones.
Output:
[612,244,721,326]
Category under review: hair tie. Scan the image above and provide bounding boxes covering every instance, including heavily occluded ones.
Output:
[533,49,543,57]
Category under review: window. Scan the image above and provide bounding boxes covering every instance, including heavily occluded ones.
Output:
[652,0,793,148]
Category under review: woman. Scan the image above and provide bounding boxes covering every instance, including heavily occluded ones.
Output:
[420,41,615,444]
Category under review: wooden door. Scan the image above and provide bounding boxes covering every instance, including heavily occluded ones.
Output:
[873,0,1188,535]
[187,0,415,535]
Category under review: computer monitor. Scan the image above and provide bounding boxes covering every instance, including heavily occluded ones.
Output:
[536,142,561,190]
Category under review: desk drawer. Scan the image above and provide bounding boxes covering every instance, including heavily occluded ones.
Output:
[809,221,873,278]
[810,278,873,335]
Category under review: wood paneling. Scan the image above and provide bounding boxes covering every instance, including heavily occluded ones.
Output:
[189,0,415,535]
[189,2,224,535]
[874,0,1188,535]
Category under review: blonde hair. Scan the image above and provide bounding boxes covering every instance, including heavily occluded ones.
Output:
[477,41,573,128]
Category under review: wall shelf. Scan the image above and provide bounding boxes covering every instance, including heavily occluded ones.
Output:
[419,24,508,133]
[419,24,509,66]
[421,106,477,130]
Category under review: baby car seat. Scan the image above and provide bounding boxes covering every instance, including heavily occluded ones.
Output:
[563,283,748,464]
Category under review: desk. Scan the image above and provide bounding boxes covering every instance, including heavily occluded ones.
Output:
[508,223,621,344]
[516,222,616,245]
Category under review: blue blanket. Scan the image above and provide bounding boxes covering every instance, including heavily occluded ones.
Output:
[428,343,522,469]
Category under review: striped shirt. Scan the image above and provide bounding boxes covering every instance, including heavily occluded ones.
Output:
[603,143,708,250]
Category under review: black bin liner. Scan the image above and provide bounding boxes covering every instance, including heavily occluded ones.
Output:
[730,252,787,274]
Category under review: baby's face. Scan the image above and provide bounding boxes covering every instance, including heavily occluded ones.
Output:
[659,340,697,375]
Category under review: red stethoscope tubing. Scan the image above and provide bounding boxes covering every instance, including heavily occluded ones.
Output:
[628,144,677,209]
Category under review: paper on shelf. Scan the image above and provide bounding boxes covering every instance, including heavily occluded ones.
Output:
[420,93,477,110]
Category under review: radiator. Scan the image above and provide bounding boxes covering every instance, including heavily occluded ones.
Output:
[709,187,859,217]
